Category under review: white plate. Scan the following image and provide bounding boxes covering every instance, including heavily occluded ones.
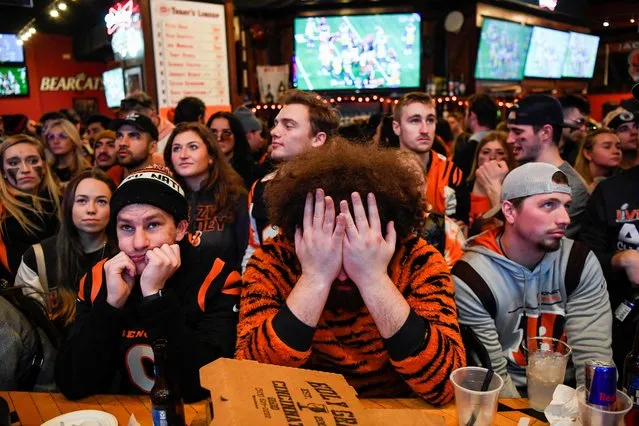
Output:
[41,410,118,426]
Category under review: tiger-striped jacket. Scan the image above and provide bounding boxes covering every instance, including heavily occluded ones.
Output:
[236,234,465,405]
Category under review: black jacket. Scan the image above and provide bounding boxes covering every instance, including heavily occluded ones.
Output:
[55,243,241,402]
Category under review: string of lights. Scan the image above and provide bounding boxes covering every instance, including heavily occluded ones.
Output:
[250,94,520,113]
[16,0,74,45]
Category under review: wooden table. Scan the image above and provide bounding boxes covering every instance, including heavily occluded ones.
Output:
[1,392,548,425]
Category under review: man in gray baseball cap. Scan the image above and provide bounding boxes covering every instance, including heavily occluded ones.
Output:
[506,94,590,238]
[453,162,613,398]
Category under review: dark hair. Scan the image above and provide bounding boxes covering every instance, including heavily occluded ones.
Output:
[174,97,206,124]
[38,111,65,125]
[86,114,112,129]
[206,111,261,186]
[265,139,426,240]
[165,122,246,216]
[468,94,498,129]
[532,124,563,145]
[379,114,400,148]
[338,123,368,144]
[393,92,433,121]
[55,169,117,325]
[59,109,81,125]
[436,118,454,143]
[280,89,340,137]
[558,95,591,115]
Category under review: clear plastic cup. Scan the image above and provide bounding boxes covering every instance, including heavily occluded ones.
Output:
[576,385,632,426]
[450,367,504,426]
[525,337,572,412]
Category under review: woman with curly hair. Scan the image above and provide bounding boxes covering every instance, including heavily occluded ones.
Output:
[165,122,249,270]
[42,119,91,186]
[0,134,61,282]
[236,139,465,405]
[207,111,266,188]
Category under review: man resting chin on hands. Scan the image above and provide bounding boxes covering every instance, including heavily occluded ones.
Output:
[56,166,241,402]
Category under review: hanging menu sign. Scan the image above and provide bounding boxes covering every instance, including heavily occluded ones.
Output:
[150,0,230,109]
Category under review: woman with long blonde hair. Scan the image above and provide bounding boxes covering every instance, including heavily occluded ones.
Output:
[43,119,91,185]
[0,134,61,281]
[575,128,622,190]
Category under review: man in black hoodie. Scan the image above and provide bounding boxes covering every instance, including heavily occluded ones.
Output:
[55,166,240,402]
[580,83,639,383]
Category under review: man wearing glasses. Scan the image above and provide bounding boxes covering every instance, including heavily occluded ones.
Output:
[602,107,639,169]
[120,92,175,155]
[558,95,590,166]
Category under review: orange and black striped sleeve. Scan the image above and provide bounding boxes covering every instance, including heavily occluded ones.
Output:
[235,238,312,367]
[386,238,466,404]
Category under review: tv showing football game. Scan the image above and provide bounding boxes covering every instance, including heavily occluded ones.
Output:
[0,34,24,63]
[562,32,600,79]
[524,26,570,78]
[293,13,421,91]
[0,66,28,97]
[475,18,532,81]
[103,68,125,108]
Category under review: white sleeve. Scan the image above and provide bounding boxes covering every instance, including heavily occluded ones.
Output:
[14,258,46,305]
[241,201,260,273]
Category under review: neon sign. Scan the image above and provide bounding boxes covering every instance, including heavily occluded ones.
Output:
[105,0,141,36]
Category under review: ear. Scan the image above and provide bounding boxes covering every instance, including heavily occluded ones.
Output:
[392,119,401,137]
[175,219,188,241]
[582,149,593,162]
[501,200,518,225]
[539,124,554,144]
[149,139,158,153]
[311,131,327,148]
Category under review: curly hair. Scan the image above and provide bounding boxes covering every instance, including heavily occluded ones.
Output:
[264,138,426,240]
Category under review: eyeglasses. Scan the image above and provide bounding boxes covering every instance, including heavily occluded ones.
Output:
[566,117,587,127]
[210,129,234,140]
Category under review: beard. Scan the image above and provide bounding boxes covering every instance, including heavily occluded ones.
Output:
[537,237,562,253]
[119,151,149,169]
[325,279,364,313]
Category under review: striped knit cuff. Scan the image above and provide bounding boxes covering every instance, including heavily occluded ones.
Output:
[384,309,428,361]
[272,304,315,352]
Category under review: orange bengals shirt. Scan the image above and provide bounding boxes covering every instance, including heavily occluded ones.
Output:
[426,152,465,217]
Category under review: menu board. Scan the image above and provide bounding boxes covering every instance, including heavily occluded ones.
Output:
[150,0,230,109]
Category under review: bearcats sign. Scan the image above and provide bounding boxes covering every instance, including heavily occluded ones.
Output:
[40,73,103,92]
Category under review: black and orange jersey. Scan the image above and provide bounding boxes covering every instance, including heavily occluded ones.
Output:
[425,152,470,224]
[185,188,249,271]
[237,234,466,405]
[55,242,241,402]
[0,193,58,282]
[241,172,280,271]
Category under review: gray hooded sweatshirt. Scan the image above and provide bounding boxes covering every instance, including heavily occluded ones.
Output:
[453,228,613,397]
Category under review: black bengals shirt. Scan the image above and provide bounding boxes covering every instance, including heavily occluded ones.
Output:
[55,243,241,402]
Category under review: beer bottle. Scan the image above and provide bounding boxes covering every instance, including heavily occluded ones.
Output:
[151,339,185,426]
[623,321,639,425]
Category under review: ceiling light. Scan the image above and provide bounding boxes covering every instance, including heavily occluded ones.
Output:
[50,9,60,17]
[58,2,67,10]
[632,18,636,24]
[16,39,23,46]
[603,20,610,27]
[28,27,36,34]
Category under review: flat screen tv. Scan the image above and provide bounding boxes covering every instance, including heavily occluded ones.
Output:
[103,68,125,108]
[524,26,570,79]
[293,12,421,91]
[475,18,532,81]
[0,34,25,63]
[562,32,600,79]
[0,66,28,97]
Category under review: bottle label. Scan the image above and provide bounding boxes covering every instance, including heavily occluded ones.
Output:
[152,408,169,426]
[626,375,639,408]
[614,300,634,322]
